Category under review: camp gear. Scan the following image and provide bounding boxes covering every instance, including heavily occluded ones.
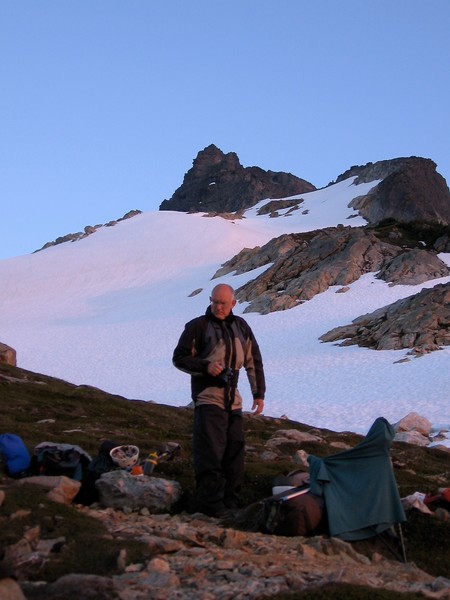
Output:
[110,445,139,468]
[31,442,92,481]
[0,433,31,476]
[263,486,326,537]
[143,443,181,475]
[308,416,407,561]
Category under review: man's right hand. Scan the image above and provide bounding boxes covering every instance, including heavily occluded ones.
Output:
[207,362,224,377]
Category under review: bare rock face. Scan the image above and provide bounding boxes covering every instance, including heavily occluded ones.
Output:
[338,157,450,226]
[215,227,450,314]
[320,282,450,351]
[0,343,16,367]
[159,144,316,213]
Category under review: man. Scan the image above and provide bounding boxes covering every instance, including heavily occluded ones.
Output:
[173,283,265,516]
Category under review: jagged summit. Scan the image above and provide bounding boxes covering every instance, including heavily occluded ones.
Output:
[159,144,316,213]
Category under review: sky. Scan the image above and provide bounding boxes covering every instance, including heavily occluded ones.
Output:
[1,176,449,447]
[1,0,450,259]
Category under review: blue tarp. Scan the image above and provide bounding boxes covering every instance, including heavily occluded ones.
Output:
[308,417,406,541]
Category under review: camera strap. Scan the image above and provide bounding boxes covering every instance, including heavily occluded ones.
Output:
[222,321,237,410]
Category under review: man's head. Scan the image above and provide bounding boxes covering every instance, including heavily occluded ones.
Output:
[210,284,236,320]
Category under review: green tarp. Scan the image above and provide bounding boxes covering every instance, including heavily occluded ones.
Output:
[308,417,406,541]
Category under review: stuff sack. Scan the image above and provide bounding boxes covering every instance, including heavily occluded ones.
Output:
[77,440,120,505]
[30,442,92,481]
[0,433,31,476]
[263,488,326,537]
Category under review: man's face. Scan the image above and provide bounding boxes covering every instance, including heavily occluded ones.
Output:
[210,287,236,320]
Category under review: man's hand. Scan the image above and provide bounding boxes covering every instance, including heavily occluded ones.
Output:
[207,361,224,377]
[251,398,264,415]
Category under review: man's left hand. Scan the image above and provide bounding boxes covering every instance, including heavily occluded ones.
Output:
[251,398,264,416]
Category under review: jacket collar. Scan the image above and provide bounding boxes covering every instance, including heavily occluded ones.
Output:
[205,305,235,324]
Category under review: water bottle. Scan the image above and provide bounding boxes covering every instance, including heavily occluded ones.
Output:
[143,452,158,476]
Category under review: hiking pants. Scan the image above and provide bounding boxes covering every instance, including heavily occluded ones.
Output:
[193,404,245,512]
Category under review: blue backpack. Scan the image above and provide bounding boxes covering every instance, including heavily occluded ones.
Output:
[0,433,31,476]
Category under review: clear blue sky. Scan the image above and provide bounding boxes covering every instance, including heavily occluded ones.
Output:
[1,0,449,259]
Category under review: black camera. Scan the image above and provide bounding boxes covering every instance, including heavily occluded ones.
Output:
[218,367,233,383]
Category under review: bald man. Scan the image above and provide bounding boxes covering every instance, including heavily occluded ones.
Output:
[173,284,266,516]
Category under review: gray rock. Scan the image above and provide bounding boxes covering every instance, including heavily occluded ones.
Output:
[320,282,450,352]
[95,470,182,512]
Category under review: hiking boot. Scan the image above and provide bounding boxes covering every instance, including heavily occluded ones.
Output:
[224,496,241,509]
[194,501,229,518]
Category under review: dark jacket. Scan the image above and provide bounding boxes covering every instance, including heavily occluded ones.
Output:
[173,306,265,410]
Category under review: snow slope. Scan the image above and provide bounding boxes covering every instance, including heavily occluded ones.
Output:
[1,178,449,439]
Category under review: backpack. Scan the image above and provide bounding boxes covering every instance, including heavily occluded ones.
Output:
[0,433,31,476]
[263,488,326,537]
[30,442,91,481]
[76,439,120,505]
[263,469,327,537]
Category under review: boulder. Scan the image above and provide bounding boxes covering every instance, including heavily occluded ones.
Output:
[339,157,450,226]
[15,476,81,505]
[0,578,27,600]
[393,412,433,436]
[95,471,182,512]
[0,343,16,367]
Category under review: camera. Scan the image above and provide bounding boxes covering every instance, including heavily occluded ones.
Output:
[218,367,234,383]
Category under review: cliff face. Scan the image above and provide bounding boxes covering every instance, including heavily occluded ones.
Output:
[159,144,316,213]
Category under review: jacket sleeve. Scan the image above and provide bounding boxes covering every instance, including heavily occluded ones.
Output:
[241,320,266,400]
[172,319,210,376]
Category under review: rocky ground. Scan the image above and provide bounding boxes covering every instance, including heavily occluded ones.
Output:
[13,505,450,600]
[1,362,450,599]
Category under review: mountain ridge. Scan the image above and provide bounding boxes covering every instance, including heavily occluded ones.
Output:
[35,147,450,252]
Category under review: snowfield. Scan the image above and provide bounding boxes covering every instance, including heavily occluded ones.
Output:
[1,178,449,443]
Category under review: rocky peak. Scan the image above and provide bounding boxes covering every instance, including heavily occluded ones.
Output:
[337,157,450,226]
[190,144,241,177]
[159,144,316,213]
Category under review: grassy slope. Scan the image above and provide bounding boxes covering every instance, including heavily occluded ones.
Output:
[1,361,449,595]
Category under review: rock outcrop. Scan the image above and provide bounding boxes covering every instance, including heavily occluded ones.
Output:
[37,209,142,252]
[320,282,450,352]
[159,144,316,213]
[160,150,450,226]
[213,226,450,314]
[0,343,16,367]
[336,157,450,226]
